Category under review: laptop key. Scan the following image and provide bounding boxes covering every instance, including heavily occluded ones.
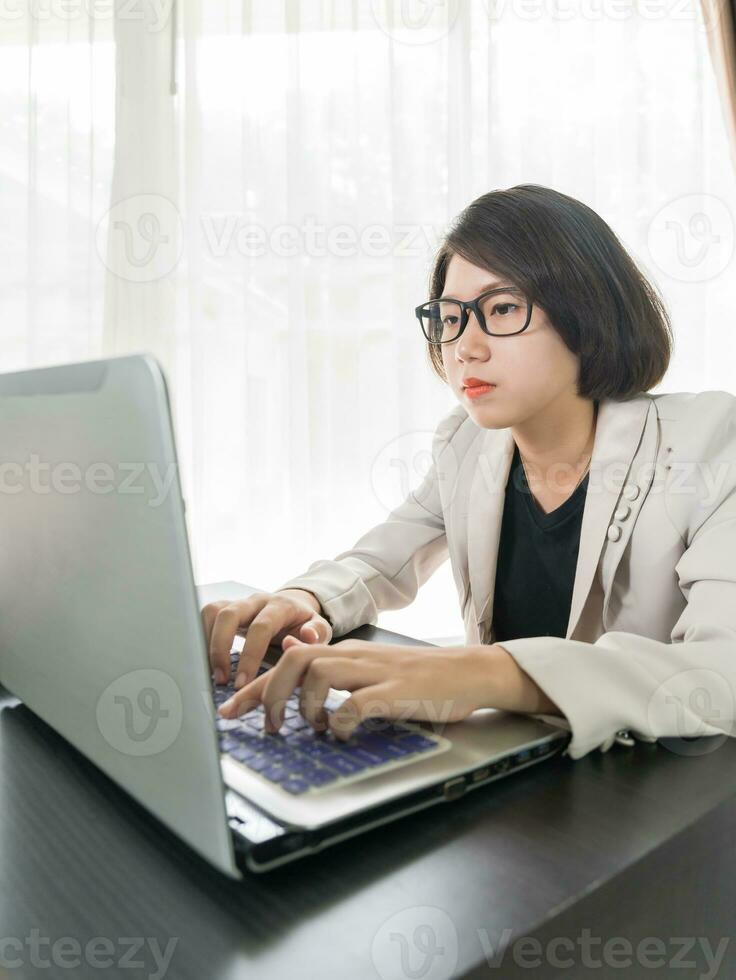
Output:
[262,764,292,783]
[334,744,383,766]
[283,728,314,743]
[320,754,366,775]
[216,718,242,732]
[281,776,310,795]
[284,715,310,731]
[295,741,335,760]
[283,731,310,747]
[344,739,401,762]
[233,732,267,751]
[303,767,339,787]
[354,735,415,758]
[395,733,437,750]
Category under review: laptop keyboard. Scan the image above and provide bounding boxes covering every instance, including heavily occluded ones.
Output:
[213,649,449,796]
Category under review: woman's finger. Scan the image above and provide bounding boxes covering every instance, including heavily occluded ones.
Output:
[240,640,370,729]
[328,683,399,740]
[218,669,269,719]
[201,600,229,657]
[209,597,267,681]
[220,643,332,718]
[235,604,294,687]
[295,657,386,732]
[220,639,392,720]
[260,640,377,716]
[281,616,331,652]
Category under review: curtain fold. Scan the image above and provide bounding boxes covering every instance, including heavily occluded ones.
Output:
[101,0,179,369]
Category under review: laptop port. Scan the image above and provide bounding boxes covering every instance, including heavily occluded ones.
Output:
[493,757,511,774]
[281,832,306,853]
[472,766,491,782]
[443,776,466,800]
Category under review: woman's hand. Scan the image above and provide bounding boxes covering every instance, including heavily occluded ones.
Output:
[217,638,502,738]
[201,589,333,689]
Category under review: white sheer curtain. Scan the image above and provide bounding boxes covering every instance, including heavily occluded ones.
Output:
[0,9,115,367]
[3,0,735,640]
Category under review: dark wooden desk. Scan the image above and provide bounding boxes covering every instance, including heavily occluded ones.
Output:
[2,582,735,979]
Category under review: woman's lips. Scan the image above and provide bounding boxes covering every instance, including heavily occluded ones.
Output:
[463,383,496,400]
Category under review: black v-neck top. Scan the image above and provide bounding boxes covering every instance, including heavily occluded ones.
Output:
[490,442,588,643]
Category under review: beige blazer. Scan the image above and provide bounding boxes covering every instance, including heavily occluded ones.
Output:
[276,390,736,759]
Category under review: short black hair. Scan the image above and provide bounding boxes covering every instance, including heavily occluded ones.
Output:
[425,184,674,401]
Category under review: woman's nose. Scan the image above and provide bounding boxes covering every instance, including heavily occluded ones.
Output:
[455,311,490,361]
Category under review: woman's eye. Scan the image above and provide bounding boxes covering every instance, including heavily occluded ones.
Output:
[493,303,517,316]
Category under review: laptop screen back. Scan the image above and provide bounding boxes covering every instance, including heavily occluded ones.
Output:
[0,355,238,877]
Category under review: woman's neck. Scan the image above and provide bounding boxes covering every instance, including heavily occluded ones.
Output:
[512,395,598,485]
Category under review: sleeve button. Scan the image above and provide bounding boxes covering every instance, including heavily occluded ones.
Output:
[607,524,622,541]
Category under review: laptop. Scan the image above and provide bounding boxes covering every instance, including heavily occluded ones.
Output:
[0,354,570,876]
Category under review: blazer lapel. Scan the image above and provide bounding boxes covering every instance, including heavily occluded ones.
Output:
[466,425,515,630]
[466,394,654,641]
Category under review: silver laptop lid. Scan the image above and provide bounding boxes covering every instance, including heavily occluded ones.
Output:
[0,355,238,878]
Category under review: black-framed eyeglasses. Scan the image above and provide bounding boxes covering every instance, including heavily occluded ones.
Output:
[415,286,534,345]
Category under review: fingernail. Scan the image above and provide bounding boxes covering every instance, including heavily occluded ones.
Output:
[214,668,225,685]
[219,700,233,717]
[234,672,247,690]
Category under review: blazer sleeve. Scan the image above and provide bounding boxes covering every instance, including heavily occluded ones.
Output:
[272,406,468,637]
[498,396,736,760]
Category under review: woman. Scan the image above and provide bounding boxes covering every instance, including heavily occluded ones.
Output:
[203,184,736,760]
